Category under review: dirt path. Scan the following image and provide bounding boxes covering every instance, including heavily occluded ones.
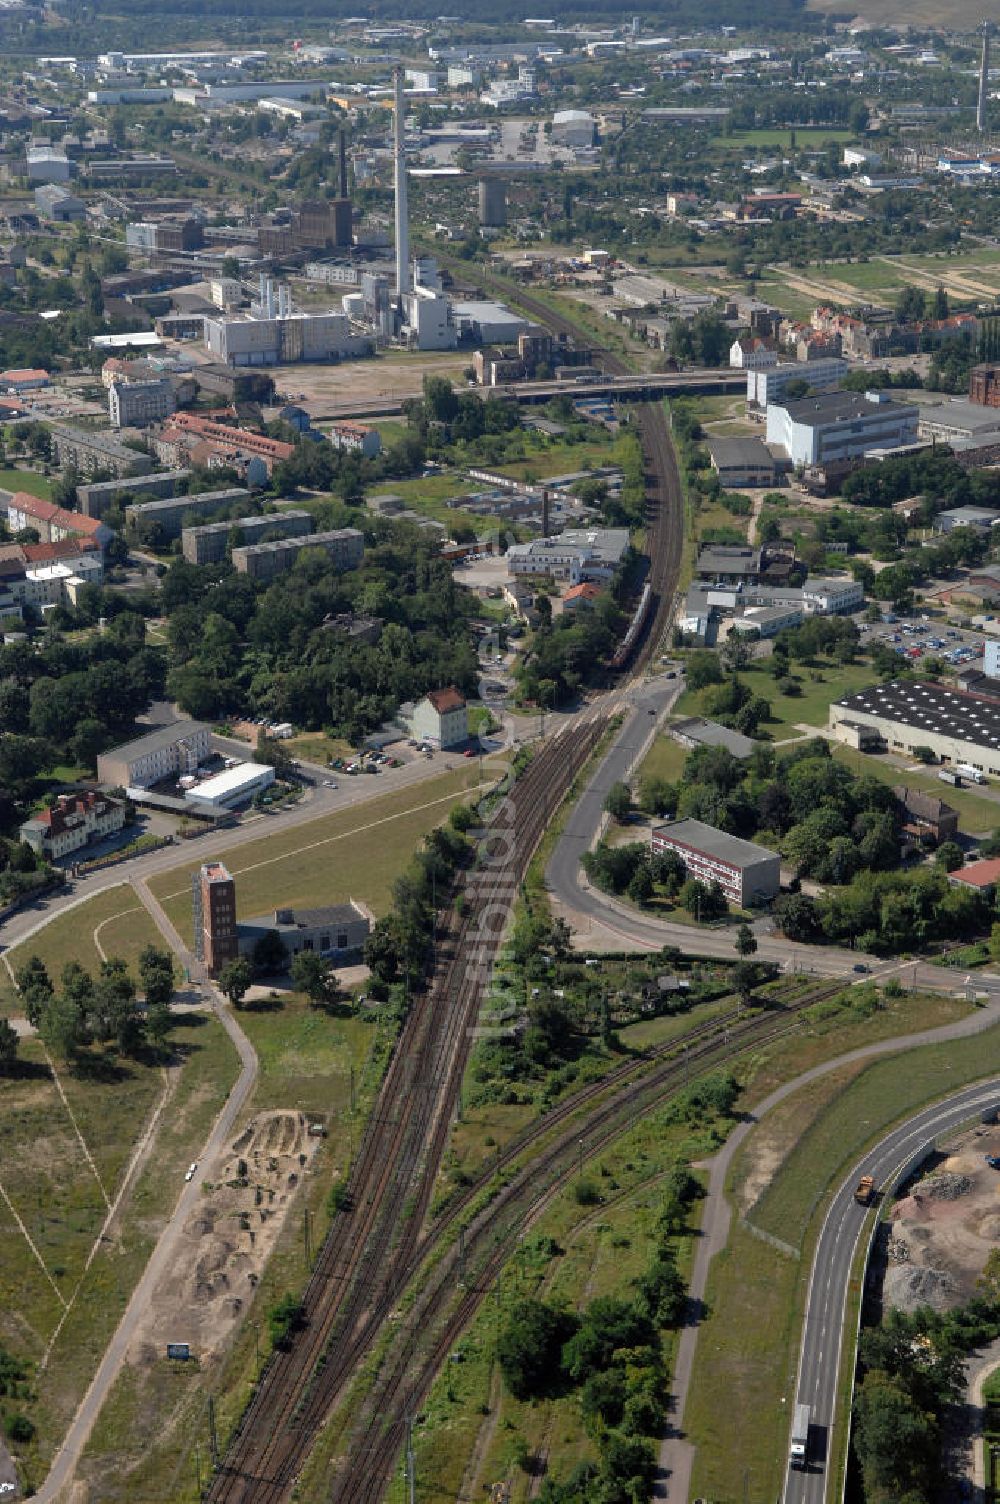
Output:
[965,1337,1000,1497]
[33,888,258,1503]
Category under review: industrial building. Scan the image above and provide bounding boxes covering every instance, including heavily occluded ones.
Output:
[971,363,1000,408]
[35,184,86,221]
[182,509,313,565]
[550,109,596,147]
[237,900,371,965]
[97,720,211,790]
[125,488,250,542]
[77,469,191,520]
[707,436,778,487]
[830,680,1000,776]
[108,377,175,428]
[185,761,274,813]
[765,391,919,469]
[50,424,155,478]
[204,304,369,367]
[231,526,364,582]
[506,527,629,584]
[650,819,781,907]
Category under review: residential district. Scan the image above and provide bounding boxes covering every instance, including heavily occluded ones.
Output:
[5,6,1000,1504]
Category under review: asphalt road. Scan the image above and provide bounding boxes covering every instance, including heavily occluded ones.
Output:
[545,676,885,976]
[784,1078,1000,1504]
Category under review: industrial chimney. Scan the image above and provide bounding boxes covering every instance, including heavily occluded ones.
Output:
[979,20,992,136]
[339,127,348,200]
[393,66,410,297]
[541,488,551,538]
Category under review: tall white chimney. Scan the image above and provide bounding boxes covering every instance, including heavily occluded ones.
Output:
[979,20,992,136]
[393,65,410,298]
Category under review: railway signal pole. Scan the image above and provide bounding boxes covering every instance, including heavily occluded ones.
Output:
[405,1416,416,1504]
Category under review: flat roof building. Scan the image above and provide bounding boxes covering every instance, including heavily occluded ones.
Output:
[231,527,364,582]
[237,899,372,965]
[97,720,210,790]
[670,717,755,759]
[186,762,274,812]
[830,679,1000,778]
[125,488,250,541]
[77,469,191,520]
[766,391,919,470]
[51,423,155,479]
[182,509,313,565]
[707,436,778,488]
[506,526,629,584]
[650,818,780,907]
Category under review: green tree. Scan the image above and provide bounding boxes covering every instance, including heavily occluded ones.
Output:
[735,923,757,958]
[138,945,174,1008]
[604,781,632,823]
[934,840,963,873]
[252,929,290,975]
[0,1017,18,1073]
[218,958,252,1009]
[291,949,340,1008]
[498,1299,576,1401]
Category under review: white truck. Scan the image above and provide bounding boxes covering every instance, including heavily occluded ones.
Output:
[956,763,987,785]
[790,1402,810,1468]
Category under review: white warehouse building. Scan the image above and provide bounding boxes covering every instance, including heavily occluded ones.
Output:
[185,762,275,812]
[830,680,1000,776]
[766,391,919,469]
[550,109,596,147]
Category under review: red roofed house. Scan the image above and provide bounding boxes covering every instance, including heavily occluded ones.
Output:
[410,686,468,749]
[0,368,49,391]
[563,582,603,610]
[20,791,126,861]
[5,492,115,551]
[947,857,1000,895]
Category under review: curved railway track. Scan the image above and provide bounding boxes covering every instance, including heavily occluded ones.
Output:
[207,273,688,1504]
[326,982,848,1502]
[207,713,610,1503]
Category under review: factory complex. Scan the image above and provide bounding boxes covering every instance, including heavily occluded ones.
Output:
[830,680,1000,778]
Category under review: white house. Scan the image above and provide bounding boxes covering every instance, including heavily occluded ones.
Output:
[410,687,468,749]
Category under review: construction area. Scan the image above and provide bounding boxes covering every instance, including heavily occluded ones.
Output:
[130,1110,321,1366]
[878,1122,1000,1315]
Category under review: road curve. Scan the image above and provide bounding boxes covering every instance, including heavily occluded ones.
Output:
[656,992,1000,1503]
[785,1077,1000,1504]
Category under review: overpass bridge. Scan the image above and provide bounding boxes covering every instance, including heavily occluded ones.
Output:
[311,367,746,421]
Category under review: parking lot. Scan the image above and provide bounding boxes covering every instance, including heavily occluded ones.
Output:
[860,614,987,670]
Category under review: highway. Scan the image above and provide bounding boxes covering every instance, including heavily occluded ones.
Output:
[784,1078,1000,1504]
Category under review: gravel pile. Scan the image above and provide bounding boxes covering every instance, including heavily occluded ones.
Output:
[885,1263,958,1314]
[921,1173,972,1201]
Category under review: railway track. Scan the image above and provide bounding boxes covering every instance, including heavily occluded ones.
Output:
[207,712,610,1503]
[326,980,849,1502]
[207,273,688,1503]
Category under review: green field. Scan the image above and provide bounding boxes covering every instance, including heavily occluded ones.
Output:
[0,468,54,499]
[721,127,857,149]
[1,1012,238,1487]
[807,259,907,294]
[671,658,876,740]
[6,884,165,982]
[148,765,490,946]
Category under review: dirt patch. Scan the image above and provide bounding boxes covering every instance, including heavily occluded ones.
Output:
[129,1110,319,1366]
[881,1127,1000,1315]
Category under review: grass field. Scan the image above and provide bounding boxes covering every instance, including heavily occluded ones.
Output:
[147,765,491,946]
[720,127,857,149]
[79,990,396,1501]
[637,733,689,787]
[671,658,876,740]
[686,996,996,1504]
[6,884,166,982]
[1,1012,238,1487]
[0,468,54,499]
